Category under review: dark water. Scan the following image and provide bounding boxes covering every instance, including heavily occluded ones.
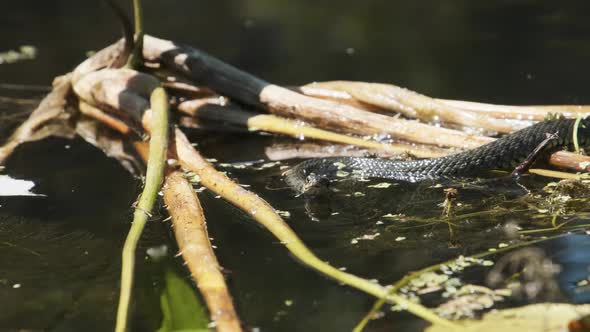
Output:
[2,1,590,331]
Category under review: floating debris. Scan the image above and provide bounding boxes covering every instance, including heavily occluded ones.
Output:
[0,45,37,64]
[259,161,281,169]
[436,284,509,319]
[333,162,347,169]
[275,210,291,218]
[382,213,406,219]
[351,232,381,244]
[0,175,43,196]
[336,170,350,177]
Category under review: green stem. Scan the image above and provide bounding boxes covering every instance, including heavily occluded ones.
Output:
[115,87,168,332]
[126,0,144,68]
[282,239,456,328]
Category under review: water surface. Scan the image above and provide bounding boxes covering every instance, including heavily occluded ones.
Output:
[1,1,590,331]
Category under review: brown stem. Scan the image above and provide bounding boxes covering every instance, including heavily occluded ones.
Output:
[162,170,242,332]
[301,81,525,133]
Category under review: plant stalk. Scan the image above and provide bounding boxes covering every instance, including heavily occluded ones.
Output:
[115,87,168,332]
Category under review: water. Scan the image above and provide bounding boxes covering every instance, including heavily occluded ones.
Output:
[2,1,590,331]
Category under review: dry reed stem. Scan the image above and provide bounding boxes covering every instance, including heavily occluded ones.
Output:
[163,170,243,332]
[549,151,590,172]
[79,100,131,135]
[258,85,492,149]
[302,81,523,133]
[264,142,383,160]
[248,114,450,158]
[528,168,582,180]
[141,35,491,150]
[0,74,75,164]
[437,99,590,121]
[302,82,590,123]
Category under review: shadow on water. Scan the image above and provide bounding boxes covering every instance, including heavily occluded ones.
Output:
[2,1,590,331]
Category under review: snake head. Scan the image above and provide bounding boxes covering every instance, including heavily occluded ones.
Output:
[283,161,331,195]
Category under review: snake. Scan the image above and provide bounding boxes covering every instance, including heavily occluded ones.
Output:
[284,117,590,193]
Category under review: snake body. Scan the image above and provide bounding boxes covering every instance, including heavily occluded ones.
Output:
[284,118,590,193]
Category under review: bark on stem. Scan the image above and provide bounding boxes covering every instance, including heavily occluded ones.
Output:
[162,170,242,332]
[301,81,525,133]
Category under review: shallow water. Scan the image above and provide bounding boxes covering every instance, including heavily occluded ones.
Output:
[2,1,590,331]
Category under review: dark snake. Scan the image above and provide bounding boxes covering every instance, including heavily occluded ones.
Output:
[284,118,590,193]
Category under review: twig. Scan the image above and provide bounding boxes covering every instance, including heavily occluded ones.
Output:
[548,151,590,171]
[79,100,131,135]
[162,170,242,332]
[115,87,168,332]
[528,168,581,180]
[437,99,590,121]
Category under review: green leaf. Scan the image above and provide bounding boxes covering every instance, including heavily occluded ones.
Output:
[157,268,209,332]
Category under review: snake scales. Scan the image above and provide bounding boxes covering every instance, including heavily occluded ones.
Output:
[284,118,590,193]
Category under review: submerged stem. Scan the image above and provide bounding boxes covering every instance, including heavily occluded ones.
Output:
[115,87,168,332]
